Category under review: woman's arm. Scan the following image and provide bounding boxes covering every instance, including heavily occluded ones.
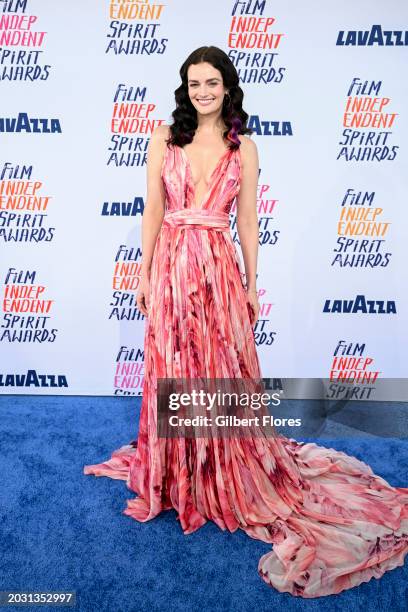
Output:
[140,125,167,279]
[137,125,167,316]
[236,136,259,293]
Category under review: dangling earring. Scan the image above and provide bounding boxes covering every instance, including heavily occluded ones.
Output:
[224,92,232,110]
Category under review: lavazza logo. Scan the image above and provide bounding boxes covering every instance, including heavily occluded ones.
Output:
[336,24,408,46]
[323,294,396,314]
[0,112,62,133]
[0,369,68,387]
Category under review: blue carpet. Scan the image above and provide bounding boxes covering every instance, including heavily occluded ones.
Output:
[0,395,407,612]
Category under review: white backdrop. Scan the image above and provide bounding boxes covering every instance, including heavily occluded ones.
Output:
[1,0,407,395]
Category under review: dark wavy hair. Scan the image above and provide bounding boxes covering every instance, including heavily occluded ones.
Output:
[166,46,252,151]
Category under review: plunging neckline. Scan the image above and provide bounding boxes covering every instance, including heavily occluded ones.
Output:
[179,144,233,209]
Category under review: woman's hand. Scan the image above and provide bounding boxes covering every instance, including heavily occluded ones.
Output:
[246,289,259,327]
[136,275,150,317]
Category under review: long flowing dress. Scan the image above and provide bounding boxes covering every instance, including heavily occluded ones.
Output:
[83,141,408,598]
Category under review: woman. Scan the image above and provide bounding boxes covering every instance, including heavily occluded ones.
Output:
[84,46,408,598]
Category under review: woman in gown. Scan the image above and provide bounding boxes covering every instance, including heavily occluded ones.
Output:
[83,46,408,598]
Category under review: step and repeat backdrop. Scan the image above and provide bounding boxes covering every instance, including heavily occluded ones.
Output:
[1,0,407,395]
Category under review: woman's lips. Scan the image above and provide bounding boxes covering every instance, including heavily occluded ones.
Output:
[196,98,215,106]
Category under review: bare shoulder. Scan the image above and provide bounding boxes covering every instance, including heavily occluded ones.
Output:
[151,123,171,143]
[237,133,258,167]
[148,124,170,168]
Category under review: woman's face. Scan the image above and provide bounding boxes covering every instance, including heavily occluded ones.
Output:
[187,62,227,117]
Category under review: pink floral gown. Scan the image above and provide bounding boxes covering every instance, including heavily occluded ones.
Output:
[84,141,408,598]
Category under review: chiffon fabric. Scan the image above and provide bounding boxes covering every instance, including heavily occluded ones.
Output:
[84,141,408,598]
